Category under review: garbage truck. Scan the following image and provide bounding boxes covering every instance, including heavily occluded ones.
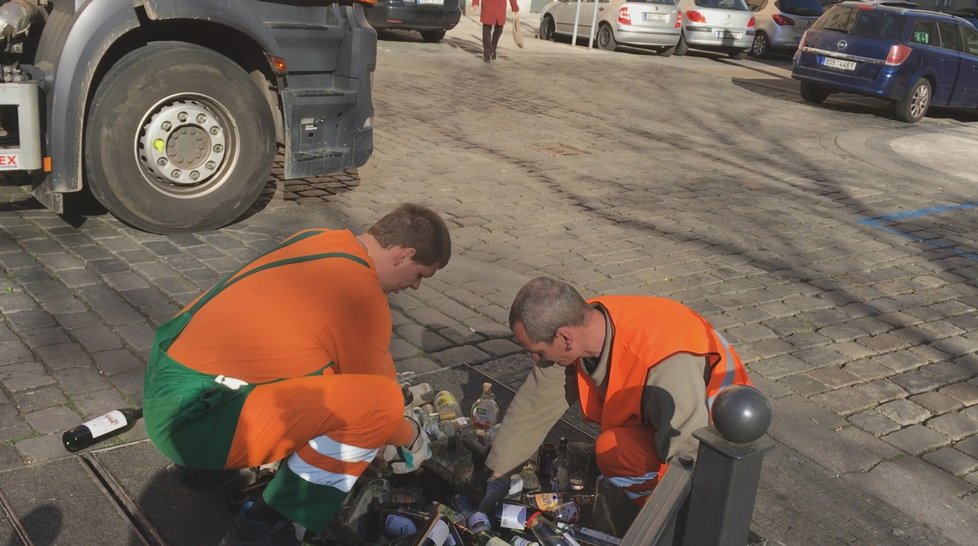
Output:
[0,0,376,233]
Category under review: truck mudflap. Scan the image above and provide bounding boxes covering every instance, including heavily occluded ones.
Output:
[0,82,42,173]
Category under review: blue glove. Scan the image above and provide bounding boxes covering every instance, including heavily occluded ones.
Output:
[477,474,512,514]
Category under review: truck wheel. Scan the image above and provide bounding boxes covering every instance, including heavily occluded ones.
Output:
[85,42,275,233]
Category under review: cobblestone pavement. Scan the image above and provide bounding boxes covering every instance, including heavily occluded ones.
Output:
[0,13,977,544]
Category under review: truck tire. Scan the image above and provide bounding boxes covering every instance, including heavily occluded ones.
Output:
[85,42,275,233]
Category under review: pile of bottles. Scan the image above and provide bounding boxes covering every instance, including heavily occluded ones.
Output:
[362,484,619,546]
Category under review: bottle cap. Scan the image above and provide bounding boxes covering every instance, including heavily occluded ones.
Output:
[525,511,544,528]
[483,382,492,393]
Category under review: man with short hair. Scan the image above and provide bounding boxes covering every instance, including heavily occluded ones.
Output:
[482,276,751,513]
[142,203,452,546]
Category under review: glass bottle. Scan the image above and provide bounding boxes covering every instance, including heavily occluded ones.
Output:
[526,512,581,546]
[471,382,499,432]
[434,390,462,421]
[510,534,542,546]
[458,526,510,546]
[413,515,452,546]
[493,501,532,531]
[552,437,569,493]
[62,407,142,452]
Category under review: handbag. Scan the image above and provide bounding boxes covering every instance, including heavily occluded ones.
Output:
[512,12,525,49]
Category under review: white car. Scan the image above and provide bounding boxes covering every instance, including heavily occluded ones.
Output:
[674,0,756,59]
[746,0,824,58]
[539,0,683,55]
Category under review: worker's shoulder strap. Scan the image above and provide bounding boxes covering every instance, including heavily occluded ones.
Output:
[186,229,369,316]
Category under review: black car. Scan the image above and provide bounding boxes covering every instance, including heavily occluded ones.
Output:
[365,0,463,43]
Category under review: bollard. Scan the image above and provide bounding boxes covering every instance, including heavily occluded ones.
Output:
[680,385,774,546]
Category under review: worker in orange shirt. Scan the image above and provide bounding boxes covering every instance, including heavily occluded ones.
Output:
[142,203,452,546]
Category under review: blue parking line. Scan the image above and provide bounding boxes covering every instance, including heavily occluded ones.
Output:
[858,202,978,262]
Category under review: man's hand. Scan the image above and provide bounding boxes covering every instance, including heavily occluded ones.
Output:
[382,416,432,474]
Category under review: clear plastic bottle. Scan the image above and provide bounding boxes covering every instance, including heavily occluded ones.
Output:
[471,382,499,431]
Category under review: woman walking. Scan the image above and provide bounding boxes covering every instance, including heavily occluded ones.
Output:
[481,0,519,62]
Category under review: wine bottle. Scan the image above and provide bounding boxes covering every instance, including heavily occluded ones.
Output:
[552,437,569,493]
[493,501,531,531]
[62,407,142,452]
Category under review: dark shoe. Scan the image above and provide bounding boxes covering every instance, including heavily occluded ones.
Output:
[491,50,497,60]
[483,57,491,63]
[218,502,298,546]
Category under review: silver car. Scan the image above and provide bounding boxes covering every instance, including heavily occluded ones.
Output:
[746,0,824,57]
[674,0,755,58]
[539,0,682,55]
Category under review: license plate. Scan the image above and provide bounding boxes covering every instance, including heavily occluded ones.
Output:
[821,57,857,71]
[417,0,444,4]
[714,30,742,39]
[643,13,667,22]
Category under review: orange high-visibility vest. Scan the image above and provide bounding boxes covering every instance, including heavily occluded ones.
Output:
[576,296,752,432]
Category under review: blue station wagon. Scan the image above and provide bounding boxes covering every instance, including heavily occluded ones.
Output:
[792,2,978,122]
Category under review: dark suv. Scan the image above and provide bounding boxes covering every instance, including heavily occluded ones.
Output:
[365,0,463,42]
[792,1,978,122]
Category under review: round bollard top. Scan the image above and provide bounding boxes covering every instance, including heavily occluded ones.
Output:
[711,385,771,443]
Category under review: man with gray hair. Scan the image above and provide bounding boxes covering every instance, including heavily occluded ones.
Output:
[479,276,752,521]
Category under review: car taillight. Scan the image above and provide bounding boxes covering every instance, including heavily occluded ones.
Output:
[747,16,756,28]
[675,11,682,29]
[772,14,795,26]
[685,10,707,23]
[885,44,912,66]
[619,6,631,25]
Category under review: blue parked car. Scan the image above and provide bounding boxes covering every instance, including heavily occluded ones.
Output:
[792,1,978,122]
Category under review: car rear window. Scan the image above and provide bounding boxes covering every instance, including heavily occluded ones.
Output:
[779,0,824,16]
[694,0,751,10]
[812,5,903,40]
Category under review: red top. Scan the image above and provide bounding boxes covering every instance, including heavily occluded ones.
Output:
[481,0,519,26]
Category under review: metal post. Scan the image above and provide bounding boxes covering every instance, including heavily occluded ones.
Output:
[680,386,774,546]
[588,0,601,49]
[571,0,583,47]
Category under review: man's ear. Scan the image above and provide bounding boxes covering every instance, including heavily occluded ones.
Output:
[394,246,417,266]
[555,327,573,351]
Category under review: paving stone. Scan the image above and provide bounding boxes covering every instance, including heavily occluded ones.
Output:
[71,389,130,420]
[923,447,978,477]
[878,399,931,426]
[70,325,124,352]
[911,391,963,415]
[750,354,813,379]
[854,379,909,405]
[872,350,928,373]
[891,368,944,394]
[808,366,860,388]
[14,432,68,464]
[843,358,894,381]
[4,309,57,332]
[21,327,71,349]
[932,336,978,358]
[882,424,949,455]
[941,382,978,406]
[858,332,913,353]
[0,362,54,392]
[791,346,849,369]
[924,361,977,384]
[91,349,144,376]
[114,321,155,354]
[108,370,143,403]
[429,345,490,367]
[34,342,93,371]
[11,386,67,414]
[0,292,35,313]
[476,338,522,358]
[394,323,452,353]
[927,413,978,441]
[0,403,31,442]
[56,366,111,395]
[40,297,89,315]
[837,425,903,460]
[389,338,421,360]
[849,410,901,436]
[24,406,81,434]
[780,373,829,396]
[956,435,978,458]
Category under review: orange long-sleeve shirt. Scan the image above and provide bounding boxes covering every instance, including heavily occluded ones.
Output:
[168,229,396,383]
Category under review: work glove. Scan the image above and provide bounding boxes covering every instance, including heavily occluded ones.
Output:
[477,474,513,514]
[382,416,432,474]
